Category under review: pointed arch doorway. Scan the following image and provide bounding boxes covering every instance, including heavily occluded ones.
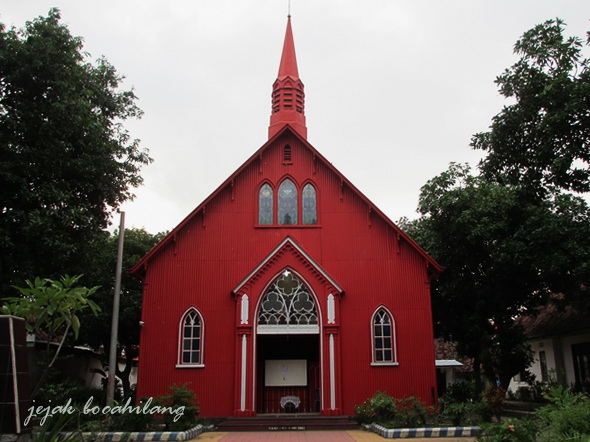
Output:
[255,269,321,414]
[232,237,344,417]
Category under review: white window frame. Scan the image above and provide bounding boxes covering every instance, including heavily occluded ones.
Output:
[370,306,399,366]
[176,307,205,368]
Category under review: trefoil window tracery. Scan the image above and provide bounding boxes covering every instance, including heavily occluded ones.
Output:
[258,271,318,334]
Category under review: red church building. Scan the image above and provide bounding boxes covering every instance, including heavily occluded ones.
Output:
[131,17,442,418]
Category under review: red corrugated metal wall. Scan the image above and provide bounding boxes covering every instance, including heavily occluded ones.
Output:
[135,130,437,417]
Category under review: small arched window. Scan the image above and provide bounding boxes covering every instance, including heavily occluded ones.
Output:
[302,183,317,225]
[178,308,204,367]
[259,183,274,225]
[278,179,297,225]
[371,307,397,365]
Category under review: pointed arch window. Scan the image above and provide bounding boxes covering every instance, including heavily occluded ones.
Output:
[257,179,318,226]
[258,270,319,334]
[302,183,317,225]
[371,307,398,365]
[177,308,204,367]
[259,183,274,225]
[278,178,297,225]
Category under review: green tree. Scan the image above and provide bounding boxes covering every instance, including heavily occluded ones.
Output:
[405,19,590,391]
[404,163,590,390]
[1,274,101,396]
[472,18,590,196]
[0,9,152,291]
[78,227,166,398]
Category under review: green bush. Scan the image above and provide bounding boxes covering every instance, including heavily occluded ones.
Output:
[354,391,436,428]
[157,383,200,431]
[482,385,505,423]
[109,404,154,432]
[443,380,478,403]
[370,390,397,422]
[35,375,83,407]
[443,402,469,426]
[536,386,590,440]
[442,401,488,426]
[396,396,432,427]
[476,418,538,442]
[32,412,83,442]
[353,398,375,424]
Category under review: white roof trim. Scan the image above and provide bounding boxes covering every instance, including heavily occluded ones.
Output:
[232,237,343,294]
[436,359,463,367]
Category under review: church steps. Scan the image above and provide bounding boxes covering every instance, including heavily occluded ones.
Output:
[215,415,359,432]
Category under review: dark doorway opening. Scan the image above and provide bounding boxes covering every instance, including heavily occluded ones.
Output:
[256,334,320,413]
[572,342,590,393]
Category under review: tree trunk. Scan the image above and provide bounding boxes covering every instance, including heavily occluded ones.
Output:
[473,355,483,397]
[116,344,136,399]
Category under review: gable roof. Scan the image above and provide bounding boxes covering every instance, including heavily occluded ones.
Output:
[232,236,344,295]
[130,125,443,277]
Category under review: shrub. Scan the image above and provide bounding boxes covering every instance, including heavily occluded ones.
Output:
[482,385,505,422]
[353,398,375,424]
[396,396,431,427]
[443,402,469,426]
[354,391,437,428]
[536,386,590,440]
[370,390,397,422]
[476,418,538,442]
[109,405,154,432]
[157,383,200,431]
[35,374,83,407]
[442,401,488,426]
[443,380,478,403]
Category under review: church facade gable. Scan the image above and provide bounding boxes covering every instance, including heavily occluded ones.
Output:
[133,17,440,418]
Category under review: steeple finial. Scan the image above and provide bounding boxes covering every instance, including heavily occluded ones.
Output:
[268,15,307,140]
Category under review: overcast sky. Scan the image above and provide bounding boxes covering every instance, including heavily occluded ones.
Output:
[2,1,589,234]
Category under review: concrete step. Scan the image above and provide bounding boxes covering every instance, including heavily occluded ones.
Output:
[216,415,359,432]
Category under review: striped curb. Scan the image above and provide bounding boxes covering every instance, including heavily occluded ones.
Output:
[369,423,480,438]
[61,424,204,441]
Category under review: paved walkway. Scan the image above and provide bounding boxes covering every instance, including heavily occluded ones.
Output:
[191,430,476,441]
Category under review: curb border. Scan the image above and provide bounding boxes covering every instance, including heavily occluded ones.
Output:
[62,424,204,441]
[369,423,480,439]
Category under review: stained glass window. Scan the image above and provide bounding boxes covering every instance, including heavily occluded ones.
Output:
[302,183,317,225]
[278,179,297,225]
[258,271,318,327]
[180,309,202,365]
[259,183,273,225]
[373,309,395,363]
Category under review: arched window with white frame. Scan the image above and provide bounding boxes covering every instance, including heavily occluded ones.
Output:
[178,307,204,367]
[371,307,397,365]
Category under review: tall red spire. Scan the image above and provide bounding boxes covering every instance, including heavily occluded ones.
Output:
[269,16,307,140]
